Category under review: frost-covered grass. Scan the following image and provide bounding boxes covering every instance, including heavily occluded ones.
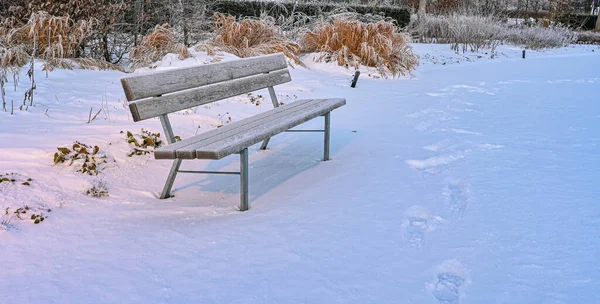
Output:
[199,13,302,65]
[412,14,577,52]
[130,24,191,69]
[505,25,576,49]
[300,17,418,77]
[575,30,600,45]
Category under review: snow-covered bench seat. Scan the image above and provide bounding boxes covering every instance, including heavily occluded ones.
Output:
[120,53,346,211]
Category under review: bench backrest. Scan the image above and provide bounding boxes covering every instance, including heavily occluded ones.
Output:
[121,53,291,122]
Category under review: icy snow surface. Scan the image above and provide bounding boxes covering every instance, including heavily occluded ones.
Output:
[1,44,599,303]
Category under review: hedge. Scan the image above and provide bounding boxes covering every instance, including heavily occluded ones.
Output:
[208,0,411,28]
[506,11,598,31]
[557,14,598,30]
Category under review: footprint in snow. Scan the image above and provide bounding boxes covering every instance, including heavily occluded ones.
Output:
[443,180,471,220]
[427,259,470,304]
[405,152,468,174]
[401,205,445,249]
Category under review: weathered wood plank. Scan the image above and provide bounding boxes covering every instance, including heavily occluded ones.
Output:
[202,98,346,159]
[129,69,291,122]
[154,98,319,159]
[175,99,330,159]
[121,53,288,101]
[188,98,346,159]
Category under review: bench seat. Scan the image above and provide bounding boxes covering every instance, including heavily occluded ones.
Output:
[155,98,346,160]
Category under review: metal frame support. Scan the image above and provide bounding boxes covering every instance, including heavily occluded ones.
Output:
[158,113,250,210]
[239,148,249,211]
[159,114,177,144]
[160,159,182,199]
[285,129,324,132]
[178,170,239,175]
[156,104,329,209]
[159,114,181,199]
[259,86,280,150]
[324,112,331,161]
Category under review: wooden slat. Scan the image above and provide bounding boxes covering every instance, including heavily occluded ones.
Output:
[154,98,319,159]
[201,98,346,159]
[189,98,346,159]
[121,53,288,101]
[129,69,291,122]
[176,99,330,159]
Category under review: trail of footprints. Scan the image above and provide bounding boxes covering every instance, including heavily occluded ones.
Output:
[427,260,470,304]
[402,85,492,303]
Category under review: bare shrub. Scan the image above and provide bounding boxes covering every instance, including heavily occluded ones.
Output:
[506,26,576,49]
[129,24,191,69]
[412,14,505,53]
[201,13,302,64]
[575,31,600,45]
[300,18,418,77]
[412,14,576,51]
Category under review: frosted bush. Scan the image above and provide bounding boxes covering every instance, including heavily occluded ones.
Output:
[412,14,576,51]
[412,14,505,53]
[506,26,576,49]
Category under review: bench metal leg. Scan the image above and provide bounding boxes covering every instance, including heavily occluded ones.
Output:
[160,159,182,199]
[259,86,280,150]
[259,138,271,150]
[324,112,331,161]
[239,148,249,211]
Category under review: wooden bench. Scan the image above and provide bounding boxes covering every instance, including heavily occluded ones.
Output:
[120,53,346,211]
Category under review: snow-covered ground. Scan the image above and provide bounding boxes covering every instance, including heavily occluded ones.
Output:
[1,44,599,303]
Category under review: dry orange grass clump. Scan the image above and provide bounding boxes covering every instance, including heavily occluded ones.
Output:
[129,24,192,69]
[2,12,95,61]
[0,11,120,70]
[301,18,419,77]
[205,13,301,64]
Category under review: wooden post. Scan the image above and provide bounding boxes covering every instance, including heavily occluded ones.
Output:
[239,148,249,211]
[351,71,360,88]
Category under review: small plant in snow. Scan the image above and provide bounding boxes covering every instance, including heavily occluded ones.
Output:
[85,180,109,198]
[4,206,51,226]
[215,112,232,127]
[0,173,33,186]
[123,129,174,156]
[247,93,263,106]
[1,214,17,231]
[53,142,108,175]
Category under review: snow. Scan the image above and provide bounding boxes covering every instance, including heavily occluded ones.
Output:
[1,43,600,303]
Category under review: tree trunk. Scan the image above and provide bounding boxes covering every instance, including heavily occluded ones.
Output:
[418,0,427,19]
[180,0,189,46]
[596,8,600,31]
[102,33,111,63]
[134,0,145,47]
